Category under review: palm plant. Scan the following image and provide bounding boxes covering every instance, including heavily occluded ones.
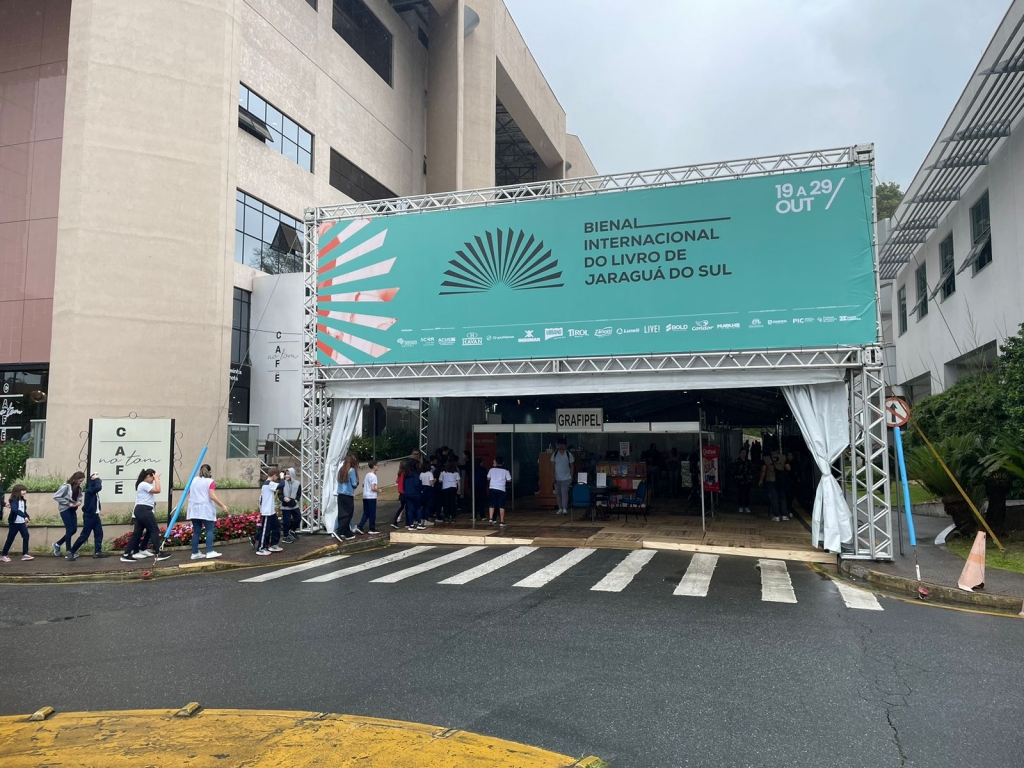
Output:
[905,434,985,534]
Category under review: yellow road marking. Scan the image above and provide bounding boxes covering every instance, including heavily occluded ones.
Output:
[0,708,596,767]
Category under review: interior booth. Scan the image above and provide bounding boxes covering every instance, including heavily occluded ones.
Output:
[300,145,895,561]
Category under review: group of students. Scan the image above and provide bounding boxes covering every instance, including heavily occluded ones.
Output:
[331,455,379,541]
[251,467,304,555]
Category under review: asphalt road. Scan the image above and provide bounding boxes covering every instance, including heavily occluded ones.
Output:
[1,544,1022,767]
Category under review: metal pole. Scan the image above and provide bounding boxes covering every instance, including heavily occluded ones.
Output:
[471,427,476,530]
[699,414,706,533]
[510,427,515,514]
[892,426,920,580]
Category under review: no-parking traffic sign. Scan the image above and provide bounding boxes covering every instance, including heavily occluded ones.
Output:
[884,397,911,429]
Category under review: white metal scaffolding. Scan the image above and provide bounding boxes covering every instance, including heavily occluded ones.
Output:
[300,146,893,559]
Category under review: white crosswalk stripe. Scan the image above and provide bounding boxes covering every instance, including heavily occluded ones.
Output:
[673,553,719,597]
[759,559,797,604]
[439,546,537,585]
[591,550,657,592]
[371,546,484,583]
[240,547,884,613]
[302,546,434,583]
[240,555,348,583]
[832,579,884,610]
[513,547,596,588]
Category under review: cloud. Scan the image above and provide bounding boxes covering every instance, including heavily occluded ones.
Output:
[505,0,1010,186]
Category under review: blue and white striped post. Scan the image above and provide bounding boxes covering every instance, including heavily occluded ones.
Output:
[892,426,920,580]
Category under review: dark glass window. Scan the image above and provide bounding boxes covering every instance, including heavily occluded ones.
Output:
[238,84,314,172]
[915,264,928,320]
[939,234,955,300]
[332,0,393,86]
[306,0,317,9]
[897,286,907,336]
[229,288,251,424]
[970,191,992,274]
[234,190,304,274]
[0,368,48,447]
[329,148,395,202]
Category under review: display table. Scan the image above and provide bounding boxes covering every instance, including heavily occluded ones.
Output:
[595,461,647,507]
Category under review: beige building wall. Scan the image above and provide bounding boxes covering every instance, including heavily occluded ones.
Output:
[565,134,597,179]
[32,0,595,480]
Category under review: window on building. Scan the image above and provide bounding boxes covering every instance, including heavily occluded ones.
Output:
[915,264,928,320]
[939,234,955,300]
[235,190,304,274]
[329,148,396,202]
[229,288,252,425]
[897,285,908,336]
[0,368,48,450]
[970,191,992,274]
[238,84,314,172]
[332,0,393,86]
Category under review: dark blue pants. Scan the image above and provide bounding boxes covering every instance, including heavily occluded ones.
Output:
[358,498,377,532]
[443,487,458,520]
[281,506,300,535]
[335,494,354,537]
[393,495,408,525]
[259,514,280,549]
[71,512,103,554]
[406,497,421,527]
[2,522,29,556]
[55,508,78,549]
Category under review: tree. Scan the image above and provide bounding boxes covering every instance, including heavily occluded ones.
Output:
[906,435,985,535]
[875,181,903,220]
[909,370,1005,447]
[998,322,1024,437]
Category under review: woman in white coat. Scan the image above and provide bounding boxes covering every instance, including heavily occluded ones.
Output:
[187,464,229,560]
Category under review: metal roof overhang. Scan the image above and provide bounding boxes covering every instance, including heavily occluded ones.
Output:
[879,6,1024,282]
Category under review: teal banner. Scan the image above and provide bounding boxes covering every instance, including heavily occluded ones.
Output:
[315,165,876,366]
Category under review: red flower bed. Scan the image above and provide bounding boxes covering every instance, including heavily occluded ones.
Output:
[110,512,261,550]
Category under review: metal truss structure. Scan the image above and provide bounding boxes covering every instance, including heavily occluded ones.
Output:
[301,145,893,559]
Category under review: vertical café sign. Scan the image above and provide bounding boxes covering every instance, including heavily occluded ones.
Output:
[0,381,24,442]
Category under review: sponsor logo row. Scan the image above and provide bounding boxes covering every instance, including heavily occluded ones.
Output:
[394,316,860,347]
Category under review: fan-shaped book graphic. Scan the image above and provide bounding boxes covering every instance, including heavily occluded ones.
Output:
[440,229,563,295]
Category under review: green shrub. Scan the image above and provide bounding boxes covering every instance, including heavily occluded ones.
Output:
[350,429,419,461]
[0,441,30,485]
[7,473,63,493]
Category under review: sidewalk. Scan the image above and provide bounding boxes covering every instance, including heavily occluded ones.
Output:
[843,512,1024,612]
[0,531,386,582]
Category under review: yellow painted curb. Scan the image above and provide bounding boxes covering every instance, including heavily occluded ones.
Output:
[0,708,595,768]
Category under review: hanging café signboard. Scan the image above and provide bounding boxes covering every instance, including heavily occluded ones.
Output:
[314,164,877,366]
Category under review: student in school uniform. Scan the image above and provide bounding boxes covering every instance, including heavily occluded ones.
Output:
[255,471,282,555]
[120,469,171,563]
[440,458,460,523]
[356,460,379,534]
[487,456,513,527]
[391,464,407,530]
[403,460,422,531]
[417,461,434,530]
[0,485,33,562]
[69,474,109,559]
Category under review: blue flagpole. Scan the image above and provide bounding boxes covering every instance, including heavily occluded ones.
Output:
[893,426,921,580]
[164,446,208,539]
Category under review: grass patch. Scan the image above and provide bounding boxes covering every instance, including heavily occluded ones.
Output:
[893,481,939,506]
[947,531,1024,576]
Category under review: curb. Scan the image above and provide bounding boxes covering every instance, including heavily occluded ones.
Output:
[839,559,1024,614]
[0,536,389,585]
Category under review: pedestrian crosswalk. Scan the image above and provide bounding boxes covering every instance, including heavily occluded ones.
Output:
[240,545,885,611]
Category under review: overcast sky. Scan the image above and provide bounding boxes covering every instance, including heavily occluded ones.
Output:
[504,0,1011,188]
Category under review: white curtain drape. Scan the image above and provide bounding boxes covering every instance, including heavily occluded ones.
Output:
[782,382,853,553]
[319,398,363,533]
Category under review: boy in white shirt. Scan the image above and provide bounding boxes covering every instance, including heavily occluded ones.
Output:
[255,471,282,555]
[356,460,380,535]
[486,456,513,527]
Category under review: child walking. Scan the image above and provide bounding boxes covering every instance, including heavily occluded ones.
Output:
[356,460,379,534]
[256,471,282,556]
[1,485,33,562]
[391,464,407,529]
[417,461,434,530]
[487,456,513,527]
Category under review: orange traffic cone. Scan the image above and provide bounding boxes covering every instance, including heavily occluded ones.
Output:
[957,531,986,592]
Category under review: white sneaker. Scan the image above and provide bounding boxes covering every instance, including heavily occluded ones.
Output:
[138,550,155,558]
[781,516,790,521]
[771,516,781,522]
[206,551,223,559]
[190,553,206,560]
[269,545,284,552]
[132,553,149,560]
[256,549,271,556]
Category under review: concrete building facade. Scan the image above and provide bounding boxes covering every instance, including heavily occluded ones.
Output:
[0,0,593,480]
[882,0,1024,402]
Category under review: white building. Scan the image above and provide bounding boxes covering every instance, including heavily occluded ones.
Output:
[883,0,1024,400]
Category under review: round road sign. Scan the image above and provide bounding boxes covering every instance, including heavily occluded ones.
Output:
[884,396,911,429]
